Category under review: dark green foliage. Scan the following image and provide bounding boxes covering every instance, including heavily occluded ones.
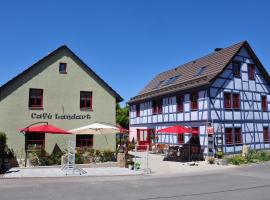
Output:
[227,150,270,165]
[75,149,116,164]
[116,103,129,129]
[0,132,7,156]
[227,155,247,165]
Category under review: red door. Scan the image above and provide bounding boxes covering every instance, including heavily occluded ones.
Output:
[137,129,152,150]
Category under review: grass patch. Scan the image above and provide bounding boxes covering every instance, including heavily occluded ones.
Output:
[226,150,270,165]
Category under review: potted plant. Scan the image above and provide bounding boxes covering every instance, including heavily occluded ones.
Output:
[216,152,223,159]
[208,157,215,164]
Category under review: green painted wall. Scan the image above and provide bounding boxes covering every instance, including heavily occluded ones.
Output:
[0,48,118,157]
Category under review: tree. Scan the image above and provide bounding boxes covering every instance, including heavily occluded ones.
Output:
[116,103,129,129]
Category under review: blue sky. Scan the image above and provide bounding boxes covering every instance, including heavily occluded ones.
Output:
[0,0,270,105]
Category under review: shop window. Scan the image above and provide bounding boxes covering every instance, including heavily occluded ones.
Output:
[59,63,67,73]
[233,93,240,109]
[190,93,198,110]
[263,127,269,142]
[224,92,232,109]
[262,95,267,112]
[225,128,233,145]
[248,64,255,80]
[177,95,184,112]
[29,88,43,108]
[234,128,242,144]
[136,104,140,117]
[80,91,92,110]
[178,134,184,144]
[232,61,241,77]
[76,134,93,148]
[26,132,45,149]
[152,99,163,115]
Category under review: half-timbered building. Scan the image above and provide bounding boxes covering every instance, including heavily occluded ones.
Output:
[128,41,270,156]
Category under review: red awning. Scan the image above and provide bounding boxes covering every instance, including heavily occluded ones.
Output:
[156,125,190,134]
[19,124,71,134]
[156,125,199,135]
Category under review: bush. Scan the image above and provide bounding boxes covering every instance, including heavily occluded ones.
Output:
[227,155,247,165]
[208,157,215,164]
[216,152,223,158]
[0,132,7,156]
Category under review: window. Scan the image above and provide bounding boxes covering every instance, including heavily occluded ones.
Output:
[233,93,240,109]
[136,104,140,117]
[76,134,93,148]
[164,75,180,86]
[29,89,43,108]
[152,99,163,115]
[190,93,198,110]
[154,80,164,89]
[224,92,232,109]
[225,128,233,145]
[248,64,255,80]
[59,63,67,73]
[178,134,184,144]
[234,128,242,144]
[80,91,92,109]
[232,61,241,77]
[225,128,242,145]
[196,66,207,76]
[263,127,269,142]
[224,92,241,109]
[262,95,267,112]
[26,133,45,149]
[177,95,184,112]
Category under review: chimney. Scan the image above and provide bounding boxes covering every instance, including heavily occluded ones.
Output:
[214,48,223,52]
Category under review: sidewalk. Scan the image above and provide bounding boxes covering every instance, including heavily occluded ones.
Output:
[132,151,236,175]
[2,167,142,178]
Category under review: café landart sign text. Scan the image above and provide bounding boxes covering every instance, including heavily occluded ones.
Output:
[31,113,91,120]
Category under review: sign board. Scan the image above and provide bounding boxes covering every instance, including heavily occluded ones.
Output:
[31,112,91,120]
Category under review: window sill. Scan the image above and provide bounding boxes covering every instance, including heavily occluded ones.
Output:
[226,143,242,146]
[234,76,241,78]
[29,107,44,110]
[59,71,67,74]
[80,108,93,112]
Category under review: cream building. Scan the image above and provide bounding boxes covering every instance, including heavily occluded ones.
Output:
[0,45,123,155]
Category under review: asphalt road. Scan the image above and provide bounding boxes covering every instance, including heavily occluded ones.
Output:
[1,162,270,200]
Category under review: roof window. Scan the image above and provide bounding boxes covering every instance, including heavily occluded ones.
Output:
[164,75,180,86]
[196,66,207,76]
[153,80,165,89]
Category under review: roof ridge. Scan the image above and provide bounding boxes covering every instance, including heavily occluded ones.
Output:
[0,45,123,102]
[132,41,246,101]
[157,40,246,77]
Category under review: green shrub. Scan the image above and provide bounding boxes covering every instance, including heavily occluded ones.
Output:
[0,132,7,156]
[208,157,215,164]
[216,152,223,158]
[227,155,247,165]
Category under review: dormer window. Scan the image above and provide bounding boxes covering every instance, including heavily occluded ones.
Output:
[59,63,67,73]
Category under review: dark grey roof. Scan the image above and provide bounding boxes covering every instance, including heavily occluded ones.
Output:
[129,41,270,103]
[0,45,123,102]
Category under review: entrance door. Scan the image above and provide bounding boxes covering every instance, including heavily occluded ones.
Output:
[137,129,153,150]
